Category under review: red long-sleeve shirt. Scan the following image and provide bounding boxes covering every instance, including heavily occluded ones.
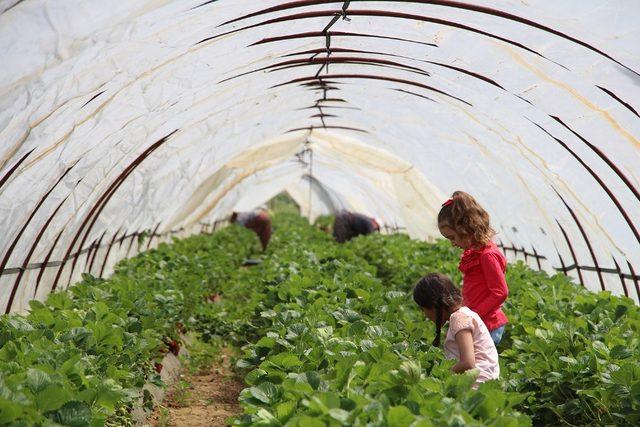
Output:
[459,242,509,331]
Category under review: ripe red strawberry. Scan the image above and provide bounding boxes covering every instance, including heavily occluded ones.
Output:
[154,363,163,373]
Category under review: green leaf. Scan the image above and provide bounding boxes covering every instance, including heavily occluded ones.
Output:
[254,408,279,425]
[470,391,499,419]
[559,356,577,365]
[329,408,350,423]
[611,363,640,386]
[7,317,35,334]
[398,360,422,384]
[48,401,92,427]
[290,415,325,427]
[275,401,296,422]
[486,415,522,427]
[387,405,416,427]
[305,371,321,390]
[614,304,628,320]
[610,345,632,360]
[36,385,73,412]
[93,382,124,412]
[315,326,334,341]
[0,397,24,424]
[60,328,92,348]
[0,341,19,362]
[256,337,276,349]
[26,369,52,394]
[592,341,609,357]
[246,369,268,385]
[267,353,302,370]
[249,382,280,405]
[305,392,341,414]
[348,320,368,336]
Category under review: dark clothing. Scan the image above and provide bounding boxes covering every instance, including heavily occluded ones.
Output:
[233,210,272,250]
[333,211,379,243]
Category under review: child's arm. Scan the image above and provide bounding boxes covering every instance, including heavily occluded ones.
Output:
[473,252,509,317]
[452,329,476,373]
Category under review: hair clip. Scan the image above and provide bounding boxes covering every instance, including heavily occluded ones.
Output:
[441,199,453,207]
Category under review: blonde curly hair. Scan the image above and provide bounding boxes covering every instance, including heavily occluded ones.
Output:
[437,191,495,247]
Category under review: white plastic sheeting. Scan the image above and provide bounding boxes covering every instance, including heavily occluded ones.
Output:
[0,0,639,313]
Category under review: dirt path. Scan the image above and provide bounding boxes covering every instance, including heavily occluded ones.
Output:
[149,348,245,427]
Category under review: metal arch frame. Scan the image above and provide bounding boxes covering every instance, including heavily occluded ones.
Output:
[51,130,178,292]
[0,149,34,193]
[209,0,639,255]
[2,0,639,312]
[554,188,605,291]
[1,164,77,313]
[199,9,560,66]
[0,217,231,312]
[211,0,637,76]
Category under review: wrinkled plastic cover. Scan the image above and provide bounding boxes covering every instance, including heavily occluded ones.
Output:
[0,0,639,312]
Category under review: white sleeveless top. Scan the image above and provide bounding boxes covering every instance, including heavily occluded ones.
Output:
[444,306,500,386]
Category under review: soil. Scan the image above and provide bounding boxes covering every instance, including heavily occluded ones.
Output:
[149,348,245,427]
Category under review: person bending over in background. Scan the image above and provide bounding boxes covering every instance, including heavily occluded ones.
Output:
[332,210,380,243]
[230,207,272,251]
[437,191,509,346]
[413,273,499,388]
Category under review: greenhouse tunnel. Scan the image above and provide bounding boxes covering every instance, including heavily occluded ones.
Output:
[0,0,639,315]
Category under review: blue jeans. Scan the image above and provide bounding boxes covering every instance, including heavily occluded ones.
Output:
[490,325,505,346]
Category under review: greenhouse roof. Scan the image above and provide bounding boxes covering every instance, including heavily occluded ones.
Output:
[0,0,639,312]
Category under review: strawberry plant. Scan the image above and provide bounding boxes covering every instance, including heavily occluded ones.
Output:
[500,264,640,425]
[0,226,257,426]
[1,212,638,426]
[195,215,531,425]
[346,232,640,425]
[196,214,639,426]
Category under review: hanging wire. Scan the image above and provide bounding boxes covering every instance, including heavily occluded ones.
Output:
[314,0,351,79]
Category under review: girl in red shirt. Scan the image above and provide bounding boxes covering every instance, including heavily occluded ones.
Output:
[437,191,508,346]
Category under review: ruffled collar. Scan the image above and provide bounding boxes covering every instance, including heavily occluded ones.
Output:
[458,242,496,272]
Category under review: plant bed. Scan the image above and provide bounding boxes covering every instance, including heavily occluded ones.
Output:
[1,213,638,426]
[195,214,640,426]
[0,227,258,426]
[148,344,244,427]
